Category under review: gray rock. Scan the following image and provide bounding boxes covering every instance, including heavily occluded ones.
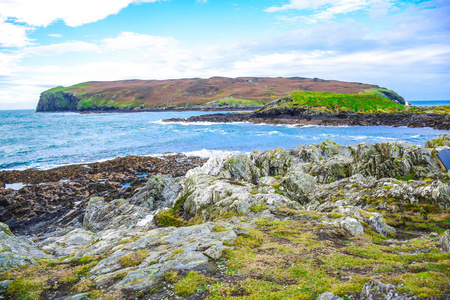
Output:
[130,175,181,210]
[182,172,300,219]
[340,217,364,236]
[367,212,395,236]
[360,279,417,300]
[40,228,96,257]
[83,197,151,232]
[58,293,90,300]
[281,164,317,204]
[438,230,450,253]
[317,292,343,300]
[0,222,51,271]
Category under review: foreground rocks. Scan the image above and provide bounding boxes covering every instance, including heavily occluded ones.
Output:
[1,136,449,299]
[0,154,206,236]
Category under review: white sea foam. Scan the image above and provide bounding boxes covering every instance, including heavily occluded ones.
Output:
[149,120,248,126]
[182,149,241,158]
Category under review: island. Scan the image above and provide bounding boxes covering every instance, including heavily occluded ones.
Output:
[36,77,406,112]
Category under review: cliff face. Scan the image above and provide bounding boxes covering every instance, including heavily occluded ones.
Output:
[36,91,80,112]
[36,77,406,112]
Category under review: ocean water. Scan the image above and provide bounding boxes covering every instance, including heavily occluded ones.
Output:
[409,100,450,106]
[0,109,449,170]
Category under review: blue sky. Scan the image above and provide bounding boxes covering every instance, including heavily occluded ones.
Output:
[0,0,449,109]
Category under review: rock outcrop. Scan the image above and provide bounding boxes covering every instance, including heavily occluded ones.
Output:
[1,136,449,299]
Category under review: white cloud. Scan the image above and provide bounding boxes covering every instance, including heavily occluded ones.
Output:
[265,0,393,22]
[48,34,62,38]
[0,0,167,50]
[102,32,177,51]
[23,41,100,56]
[0,0,166,28]
[265,0,342,12]
[0,17,33,47]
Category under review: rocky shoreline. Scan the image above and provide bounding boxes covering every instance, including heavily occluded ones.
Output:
[164,111,450,130]
[0,154,207,236]
[1,135,449,300]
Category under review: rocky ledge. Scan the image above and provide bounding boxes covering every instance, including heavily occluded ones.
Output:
[1,135,450,300]
[164,110,450,130]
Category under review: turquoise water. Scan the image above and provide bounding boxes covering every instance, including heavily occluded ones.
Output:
[409,100,450,106]
[0,109,449,170]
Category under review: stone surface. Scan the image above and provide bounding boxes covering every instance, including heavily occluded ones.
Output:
[0,222,51,271]
[360,279,417,300]
[340,217,364,236]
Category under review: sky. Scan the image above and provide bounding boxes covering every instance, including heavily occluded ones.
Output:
[0,0,449,109]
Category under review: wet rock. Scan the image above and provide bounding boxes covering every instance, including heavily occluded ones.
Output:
[0,154,206,234]
[360,279,417,300]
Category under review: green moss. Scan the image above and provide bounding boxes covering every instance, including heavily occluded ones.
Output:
[174,271,209,297]
[6,277,49,300]
[213,224,229,232]
[250,203,267,213]
[164,270,180,283]
[118,250,149,268]
[173,248,185,255]
[154,191,193,227]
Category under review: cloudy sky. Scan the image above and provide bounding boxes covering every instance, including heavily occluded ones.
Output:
[0,0,449,109]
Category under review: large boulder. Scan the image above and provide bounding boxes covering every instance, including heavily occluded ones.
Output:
[83,197,151,232]
[280,164,317,204]
[129,175,182,210]
[182,173,301,219]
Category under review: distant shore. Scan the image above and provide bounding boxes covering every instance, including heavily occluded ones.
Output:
[163,111,450,130]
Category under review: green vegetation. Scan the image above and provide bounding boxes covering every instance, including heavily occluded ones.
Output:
[174,271,210,297]
[154,191,193,227]
[2,256,102,300]
[118,250,149,268]
[205,98,264,108]
[43,82,91,94]
[289,91,405,113]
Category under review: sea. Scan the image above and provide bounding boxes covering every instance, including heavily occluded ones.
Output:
[1,100,449,171]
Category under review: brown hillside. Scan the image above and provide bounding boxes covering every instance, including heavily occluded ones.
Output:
[60,77,379,107]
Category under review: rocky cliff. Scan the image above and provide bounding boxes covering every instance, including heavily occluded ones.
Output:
[36,77,405,112]
[1,135,449,299]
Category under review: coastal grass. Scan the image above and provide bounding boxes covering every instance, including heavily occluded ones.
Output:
[205,98,265,108]
[201,216,450,300]
[174,271,210,297]
[1,256,102,300]
[289,91,405,113]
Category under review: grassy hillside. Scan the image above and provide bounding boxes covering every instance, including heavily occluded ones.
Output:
[289,91,405,113]
[36,77,407,112]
